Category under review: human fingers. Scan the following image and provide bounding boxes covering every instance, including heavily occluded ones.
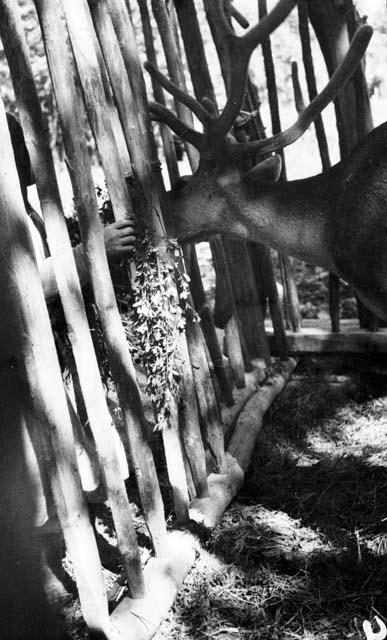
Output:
[115,245,135,255]
[118,235,137,246]
[116,227,137,239]
[111,219,138,231]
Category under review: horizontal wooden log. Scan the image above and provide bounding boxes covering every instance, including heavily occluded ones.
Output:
[110,358,295,638]
[190,358,296,530]
[228,359,297,471]
[266,321,387,354]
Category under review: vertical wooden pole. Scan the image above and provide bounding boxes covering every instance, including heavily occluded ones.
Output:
[116,0,224,480]
[307,0,377,330]
[138,1,234,412]
[138,0,179,185]
[1,0,145,596]
[171,0,246,387]
[298,0,340,333]
[184,245,234,405]
[224,238,271,365]
[201,0,275,356]
[151,0,199,170]
[248,246,289,360]
[345,0,377,331]
[90,0,209,496]
[35,0,170,553]
[199,0,288,359]
[62,0,190,519]
[258,0,302,334]
[148,0,228,471]
[0,394,64,639]
[0,94,115,640]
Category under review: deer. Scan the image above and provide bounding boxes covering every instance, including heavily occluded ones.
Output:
[144,0,387,322]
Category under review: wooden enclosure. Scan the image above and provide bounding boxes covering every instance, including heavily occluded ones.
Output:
[0,0,379,638]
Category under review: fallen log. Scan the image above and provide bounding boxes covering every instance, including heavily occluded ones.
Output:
[110,531,196,639]
[111,358,296,638]
[190,358,296,529]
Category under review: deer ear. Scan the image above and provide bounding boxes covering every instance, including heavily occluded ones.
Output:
[246,154,282,183]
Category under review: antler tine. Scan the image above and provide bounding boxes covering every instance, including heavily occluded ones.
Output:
[242,0,297,53]
[291,61,306,114]
[144,61,211,125]
[230,4,250,29]
[149,101,205,150]
[229,24,373,160]
[210,0,297,141]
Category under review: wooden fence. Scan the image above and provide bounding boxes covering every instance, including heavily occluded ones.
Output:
[0,0,379,638]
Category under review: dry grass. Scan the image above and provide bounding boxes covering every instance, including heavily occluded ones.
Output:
[63,354,387,639]
[154,355,387,640]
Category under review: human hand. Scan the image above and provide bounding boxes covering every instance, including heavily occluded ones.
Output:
[103,219,138,258]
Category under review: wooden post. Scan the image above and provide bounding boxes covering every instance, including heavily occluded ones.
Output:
[64,0,190,519]
[1,0,145,597]
[35,0,170,554]
[0,94,115,640]
[248,246,289,360]
[298,0,340,333]
[107,0,224,476]
[307,0,377,330]
[149,0,230,471]
[217,6,288,357]
[184,245,234,405]
[134,0,223,477]
[171,0,246,387]
[137,0,180,186]
[137,2,234,412]
[224,238,271,365]
[258,0,302,334]
[201,0,276,355]
[150,0,199,170]
[91,0,203,505]
[0,393,65,639]
[137,0,226,476]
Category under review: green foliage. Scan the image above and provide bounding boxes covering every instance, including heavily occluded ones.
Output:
[71,187,192,431]
[124,232,191,431]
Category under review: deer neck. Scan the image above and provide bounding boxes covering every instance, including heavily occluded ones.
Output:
[171,167,341,271]
[239,172,339,269]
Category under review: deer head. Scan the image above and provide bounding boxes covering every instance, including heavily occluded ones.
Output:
[145,0,372,248]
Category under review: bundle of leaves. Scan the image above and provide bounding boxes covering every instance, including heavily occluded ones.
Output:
[67,184,191,431]
[121,233,190,431]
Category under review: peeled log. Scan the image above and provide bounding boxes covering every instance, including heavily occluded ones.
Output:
[228,359,297,470]
[111,531,196,639]
[190,358,296,530]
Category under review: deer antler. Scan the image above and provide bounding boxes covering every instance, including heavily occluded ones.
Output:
[147,0,297,147]
[145,61,211,126]
[149,101,205,150]
[146,1,372,165]
[207,0,297,140]
[228,23,372,160]
[291,61,306,114]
